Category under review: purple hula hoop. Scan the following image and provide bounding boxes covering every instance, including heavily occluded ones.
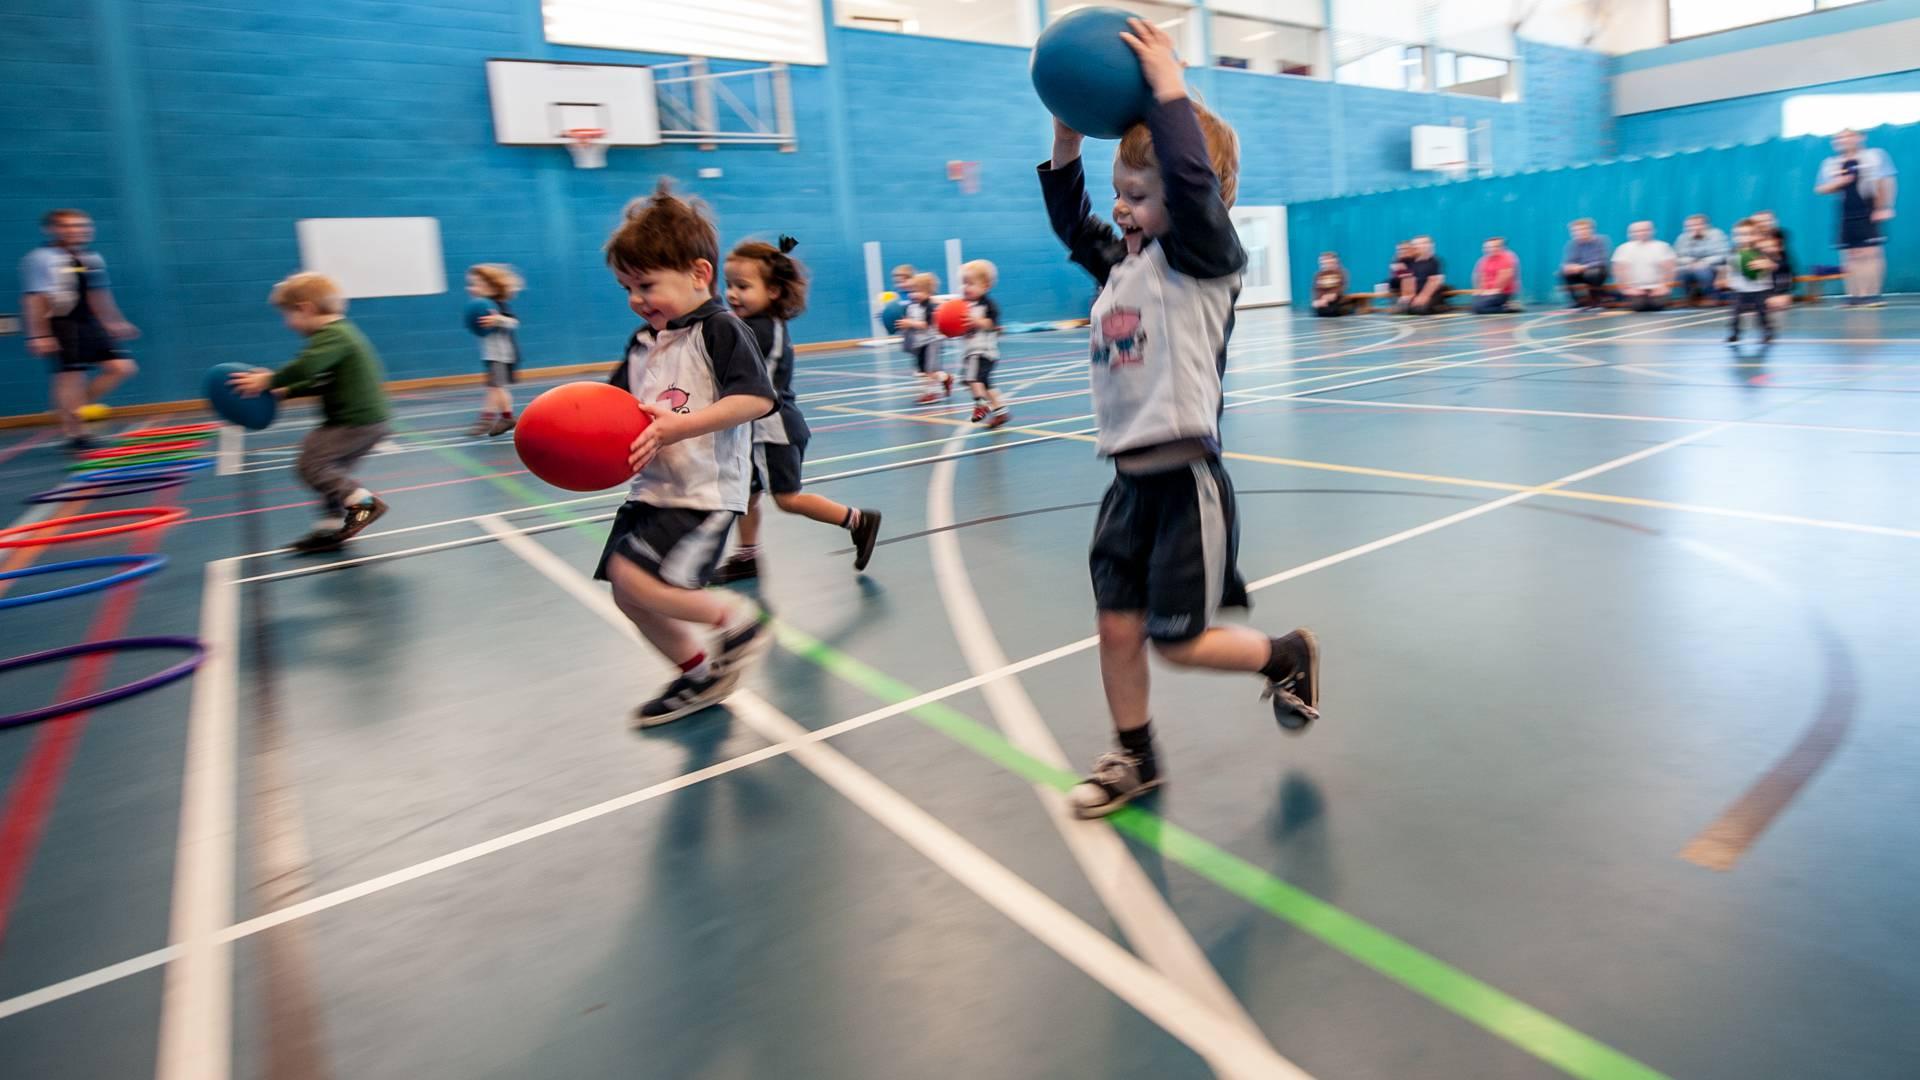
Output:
[29,475,189,504]
[0,636,206,729]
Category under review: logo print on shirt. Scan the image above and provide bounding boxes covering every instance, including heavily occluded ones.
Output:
[1094,308,1146,368]
[657,386,692,414]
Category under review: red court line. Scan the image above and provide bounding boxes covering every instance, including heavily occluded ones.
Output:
[180,469,532,525]
[0,498,178,947]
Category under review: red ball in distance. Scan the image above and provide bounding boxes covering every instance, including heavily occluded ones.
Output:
[935,298,972,338]
[513,382,650,491]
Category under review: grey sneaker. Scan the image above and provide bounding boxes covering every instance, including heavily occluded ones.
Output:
[1264,628,1321,732]
[633,671,733,728]
[1068,750,1161,819]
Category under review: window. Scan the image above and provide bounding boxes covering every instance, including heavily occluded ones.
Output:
[1668,0,1871,41]
[1212,14,1324,77]
[835,0,1038,47]
[1047,0,1203,59]
[1335,40,1427,91]
[545,0,827,65]
[1434,50,1513,100]
[1782,92,1920,137]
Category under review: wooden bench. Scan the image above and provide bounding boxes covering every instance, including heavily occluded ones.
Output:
[1341,288,1477,312]
[1794,273,1845,303]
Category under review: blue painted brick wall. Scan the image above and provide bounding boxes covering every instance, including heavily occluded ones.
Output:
[1617,68,1920,156]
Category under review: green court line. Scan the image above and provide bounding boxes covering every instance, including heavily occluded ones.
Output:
[408,426,1672,1080]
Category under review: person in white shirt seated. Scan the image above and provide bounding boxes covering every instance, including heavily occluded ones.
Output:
[1611,221,1676,312]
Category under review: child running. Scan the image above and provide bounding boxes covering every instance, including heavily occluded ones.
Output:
[229,272,391,553]
[464,263,523,436]
[959,259,1009,428]
[712,236,883,584]
[897,272,955,404]
[1038,19,1320,818]
[597,183,778,727]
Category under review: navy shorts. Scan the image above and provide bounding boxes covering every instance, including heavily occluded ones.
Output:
[49,320,128,373]
[912,341,943,374]
[964,353,997,389]
[1089,456,1248,643]
[750,440,806,497]
[1840,215,1884,250]
[594,502,737,589]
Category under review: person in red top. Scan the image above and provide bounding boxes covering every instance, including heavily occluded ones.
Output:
[1470,236,1520,314]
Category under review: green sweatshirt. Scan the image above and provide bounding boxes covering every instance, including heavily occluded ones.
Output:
[270,319,391,427]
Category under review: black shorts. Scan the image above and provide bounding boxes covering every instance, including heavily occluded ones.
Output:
[593,502,737,589]
[1089,456,1248,643]
[484,361,516,387]
[48,321,128,373]
[912,342,943,374]
[1840,215,1884,250]
[964,353,997,389]
[750,440,806,496]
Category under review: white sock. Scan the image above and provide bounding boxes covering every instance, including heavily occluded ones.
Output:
[345,487,373,507]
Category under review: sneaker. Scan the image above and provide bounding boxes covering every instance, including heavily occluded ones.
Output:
[1068,750,1162,819]
[986,409,1010,430]
[712,552,759,584]
[487,415,516,437]
[65,435,100,454]
[709,606,771,680]
[1763,331,1775,344]
[1263,628,1320,732]
[1726,331,1740,343]
[849,509,882,572]
[467,417,493,436]
[942,372,955,398]
[632,671,733,728]
[290,528,346,554]
[970,403,989,423]
[917,390,940,405]
[337,496,388,543]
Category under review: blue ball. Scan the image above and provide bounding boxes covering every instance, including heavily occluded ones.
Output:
[466,297,500,334]
[880,299,910,333]
[1031,7,1154,140]
[203,361,278,431]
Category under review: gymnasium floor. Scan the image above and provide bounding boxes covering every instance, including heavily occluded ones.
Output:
[1,302,1918,1080]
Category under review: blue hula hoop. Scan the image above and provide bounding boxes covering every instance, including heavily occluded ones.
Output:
[29,475,188,504]
[0,555,168,611]
[70,457,215,483]
[0,636,205,728]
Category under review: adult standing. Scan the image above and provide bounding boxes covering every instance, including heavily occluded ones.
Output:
[1815,128,1896,306]
[1673,214,1729,304]
[1398,235,1445,315]
[19,208,139,450]
[1470,237,1520,314]
[1560,218,1610,308]
[1611,221,1676,312]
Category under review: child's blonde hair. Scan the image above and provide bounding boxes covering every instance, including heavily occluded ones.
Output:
[892,263,916,279]
[911,272,939,294]
[468,263,523,300]
[962,259,998,288]
[269,272,347,315]
[1116,100,1239,209]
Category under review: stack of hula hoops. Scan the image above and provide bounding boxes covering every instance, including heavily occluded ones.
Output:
[1,422,217,730]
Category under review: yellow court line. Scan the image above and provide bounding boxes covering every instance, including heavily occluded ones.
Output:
[818,404,1920,543]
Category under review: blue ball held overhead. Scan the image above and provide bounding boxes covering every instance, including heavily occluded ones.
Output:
[1030,7,1155,140]
[203,361,278,431]
[466,297,501,334]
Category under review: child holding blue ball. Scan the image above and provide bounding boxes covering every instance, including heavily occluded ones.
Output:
[464,263,523,436]
[1037,18,1321,818]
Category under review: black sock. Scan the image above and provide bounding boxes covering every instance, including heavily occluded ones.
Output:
[1117,723,1157,779]
[1259,636,1295,683]
[841,507,860,530]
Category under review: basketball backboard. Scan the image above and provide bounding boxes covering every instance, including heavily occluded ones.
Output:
[486,59,662,146]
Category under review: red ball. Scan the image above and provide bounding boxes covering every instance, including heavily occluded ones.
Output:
[935,298,972,338]
[513,382,651,492]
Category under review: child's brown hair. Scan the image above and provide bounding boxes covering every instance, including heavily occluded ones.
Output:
[269,271,347,315]
[467,263,523,300]
[604,180,719,279]
[911,272,938,295]
[1116,100,1240,209]
[728,235,808,321]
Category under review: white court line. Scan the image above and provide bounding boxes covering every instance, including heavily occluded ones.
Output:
[926,422,1278,1078]
[1300,396,1920,439]
[482,515,1309,1079]
[155,559,238,1080]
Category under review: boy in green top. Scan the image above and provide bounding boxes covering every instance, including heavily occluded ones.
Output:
[231,272,392,552]
[1724,219,1776,345]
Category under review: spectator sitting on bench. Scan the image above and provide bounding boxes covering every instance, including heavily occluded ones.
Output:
[1612,220,1676,312]
[1311,251,1350,317]
[1470,236,1519,314]
[1386,240,1413,301]
[1673,214,1728,304]
[1397,235,1445,315]
[1561,218,1610,308]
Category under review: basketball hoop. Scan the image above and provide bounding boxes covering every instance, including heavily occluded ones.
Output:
[563,127,608,169]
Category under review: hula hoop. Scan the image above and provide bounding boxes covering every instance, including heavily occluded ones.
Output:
[79,439,209,460]
[28,475,188,504]
[66,450,203,471]
[0,555,166,611]
[0,507,187,548]
[117,422,221,440]
[70,458,214,483]
[0,636,205,728]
